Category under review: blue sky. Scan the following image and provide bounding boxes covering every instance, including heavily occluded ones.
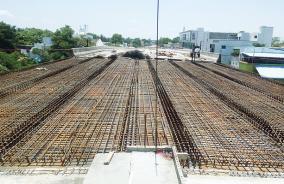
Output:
[0,0,283,39]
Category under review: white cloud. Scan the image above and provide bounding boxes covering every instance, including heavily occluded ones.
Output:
[0,10,15,18]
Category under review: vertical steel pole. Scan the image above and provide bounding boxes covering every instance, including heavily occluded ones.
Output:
[155,0,160,153]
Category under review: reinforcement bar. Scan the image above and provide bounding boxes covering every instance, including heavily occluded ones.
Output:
[147,60,202,167]
[170,61,283,145]
[192,61,284,103]
[0,57,116,157]
[0,57,97,99]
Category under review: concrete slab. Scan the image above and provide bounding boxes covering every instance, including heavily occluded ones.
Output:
[130,152,178,184]
[0,166,89,184]
[0,175,84,184]
[84,153,131,184]
[83,152,179,184]
[127,145,172,152]
[185,174,284,184]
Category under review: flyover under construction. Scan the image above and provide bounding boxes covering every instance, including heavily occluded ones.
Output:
[0,56,283,175]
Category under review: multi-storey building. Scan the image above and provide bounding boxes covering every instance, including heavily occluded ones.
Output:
[179,26,273,53]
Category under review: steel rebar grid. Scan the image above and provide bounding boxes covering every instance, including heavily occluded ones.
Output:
[193,61,284,103]
[176,61,284,144]
[0,58,112,158]
[0,58,78,90]
[162,61,283,172]
[1,59,171,167]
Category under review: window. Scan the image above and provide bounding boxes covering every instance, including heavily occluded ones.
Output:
[210,44,215,52]
[182,34,186,41]
[191,33,195,40]
[221,45,226,49]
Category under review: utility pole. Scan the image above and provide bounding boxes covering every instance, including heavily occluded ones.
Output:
[155,0,160,154]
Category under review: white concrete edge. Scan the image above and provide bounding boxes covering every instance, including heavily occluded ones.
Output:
[172,146,188,184]
[104,151,115,165]
[126,146,172,152]
[126,146,187,183]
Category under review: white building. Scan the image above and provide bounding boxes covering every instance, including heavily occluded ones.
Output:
[257,26,273,47]
[216,40,253,65]
[179,28,239,52]
[180,26,274,66]
[250,32,259,42]
[179,26,274,53]
[238,31,250,41]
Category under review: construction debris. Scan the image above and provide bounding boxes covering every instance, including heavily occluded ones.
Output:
[35,67,48,71]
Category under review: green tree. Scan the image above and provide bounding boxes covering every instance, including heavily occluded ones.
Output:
[159,37,172,46]
[253,43,265,47]
[0,51,35,70]
[74,36,85,47]
[132,38,142,48]
[100,35,110,42]
[16,28,53,46]
[0,64,8,73]
[231,49,240,57]
[32,48,51,62]
[142,39,152,46]
[51,25,76,59]
[111,33,123,45]
[272,37,284,47]
[123,37,132,45]
[74,35,96,47]
[0,21,16,49]
[87,33,99,40]
[52,25,76,49]
[172,37,180,43]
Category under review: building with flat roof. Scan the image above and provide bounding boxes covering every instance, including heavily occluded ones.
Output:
[241,47,284,65]
[179,28,239,52]
[258,26,274,47]
[179,26,274,53]
[179,26,274,66]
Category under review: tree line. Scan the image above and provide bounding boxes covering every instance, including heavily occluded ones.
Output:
[109,33,179,47]
[0,21,180,73]
[272,37,284,47]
